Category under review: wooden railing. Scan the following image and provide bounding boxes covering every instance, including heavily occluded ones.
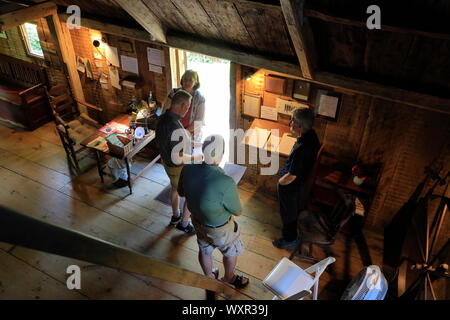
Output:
[0,205,252,300]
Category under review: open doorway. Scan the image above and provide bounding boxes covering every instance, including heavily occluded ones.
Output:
[170,49,231,163]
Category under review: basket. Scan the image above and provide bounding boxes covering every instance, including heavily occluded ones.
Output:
[107,135,133,158]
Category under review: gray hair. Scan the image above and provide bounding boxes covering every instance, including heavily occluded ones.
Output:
[292,108,315,132]
[202,134,225,165]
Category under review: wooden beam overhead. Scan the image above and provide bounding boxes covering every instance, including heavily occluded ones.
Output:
[64,14,450,115]
[280,0,316,79]
[166,31,302,78]
[113,0,166,43]
[0,1,57,32]
[305,9,450,41]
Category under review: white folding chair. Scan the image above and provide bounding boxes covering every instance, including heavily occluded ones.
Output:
[262,256,335,300]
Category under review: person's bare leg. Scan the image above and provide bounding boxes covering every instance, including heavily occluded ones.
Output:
[199,250,215,278]
[181,200,191,222]
[222,256,238,282]
[170,186,180,215]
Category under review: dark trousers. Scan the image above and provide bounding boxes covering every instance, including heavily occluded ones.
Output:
[277,183,304,241]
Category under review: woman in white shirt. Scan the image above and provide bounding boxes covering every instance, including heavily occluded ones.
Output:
[163,70,205,141]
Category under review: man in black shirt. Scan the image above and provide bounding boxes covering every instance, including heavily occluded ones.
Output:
[273,108,321,249]
[156,90,197,234]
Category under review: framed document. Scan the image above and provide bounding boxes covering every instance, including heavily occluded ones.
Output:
[293,80,310,101]
[242,94,261,117]
[315,90,341,121]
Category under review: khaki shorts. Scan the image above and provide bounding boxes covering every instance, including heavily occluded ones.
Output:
[192,216,244,257]
[162,159,183,190]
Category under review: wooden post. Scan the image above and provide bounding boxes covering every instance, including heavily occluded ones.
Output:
[46,14,86,113]
[0,2,56,31]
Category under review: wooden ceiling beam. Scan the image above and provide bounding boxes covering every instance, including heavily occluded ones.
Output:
[0,1,56,32]
[113,0,166,43]
[305,9,450,41]
[63,14,449,115]
[280,0,316,79]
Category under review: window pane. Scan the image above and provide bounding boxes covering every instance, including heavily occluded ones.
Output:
[23,23,44,57]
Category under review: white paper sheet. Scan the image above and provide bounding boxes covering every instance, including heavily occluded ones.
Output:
[120,55,139,74]
[147,47,165,66]
[223,163,247,184]
[260,105,278,121]
[243,94,260,117]
[149,64,163,74]
[243,128,271,149]
[278,133,297,156]
[276,98,309,116]
[318,95,339,118]
[93,53,103,60]
[95,61,103,68]
[105,46,120,67]
[109,68,121,90]
[85,59,94,79]
[264,134,281,153]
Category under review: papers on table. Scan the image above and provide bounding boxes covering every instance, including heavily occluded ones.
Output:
[86,136,108,152]
[243,128,271,149]
[278,133,297,156]
[99,121,129,134]
[264,134,281,153]
[223,163,247,184]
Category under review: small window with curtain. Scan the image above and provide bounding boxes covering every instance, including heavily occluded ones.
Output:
[20,22,44,58]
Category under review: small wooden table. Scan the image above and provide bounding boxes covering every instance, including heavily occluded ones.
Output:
[81,114,160,194]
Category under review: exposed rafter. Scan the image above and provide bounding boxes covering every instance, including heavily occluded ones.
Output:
[0,1,56,32]
[113,0,166,43]
[280,0,316,79]
[59,13,450,115]
[305,9,450,41]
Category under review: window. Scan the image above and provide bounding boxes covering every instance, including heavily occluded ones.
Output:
[20,22,44,58]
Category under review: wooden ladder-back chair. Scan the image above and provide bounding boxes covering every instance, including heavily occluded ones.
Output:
[290,188,356,263]
[46,84,103,175]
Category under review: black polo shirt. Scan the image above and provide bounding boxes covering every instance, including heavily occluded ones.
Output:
[155,111,191,167]
[279,129,320,188]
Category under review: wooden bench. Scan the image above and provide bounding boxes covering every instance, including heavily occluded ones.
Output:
[0,53,51,130]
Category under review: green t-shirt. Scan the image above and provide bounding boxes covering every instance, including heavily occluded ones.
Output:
[178,163,242,227]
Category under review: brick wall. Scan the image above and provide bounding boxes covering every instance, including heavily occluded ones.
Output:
[237,67,450,232]
[68,26,171,123]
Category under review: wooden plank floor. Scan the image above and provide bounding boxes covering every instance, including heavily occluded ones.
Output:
[0,122,384,300]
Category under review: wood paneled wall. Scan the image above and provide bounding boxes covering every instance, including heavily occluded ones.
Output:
[236,66,450,232]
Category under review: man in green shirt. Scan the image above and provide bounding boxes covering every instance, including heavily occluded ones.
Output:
[178,135,249,289]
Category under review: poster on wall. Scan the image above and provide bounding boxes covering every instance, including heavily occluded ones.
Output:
[276,98,309,116]
[105,46,120,67]
[315,90,341,121]
[147,47,165,67]
[120,55,139,74]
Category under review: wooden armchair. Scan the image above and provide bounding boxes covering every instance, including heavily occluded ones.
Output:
[46,84,103,175]
[290,189,355,263]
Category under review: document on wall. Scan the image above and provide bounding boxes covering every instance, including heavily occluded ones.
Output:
[105,46,120,67]
[260,105,278,121]
[278,133,297,156]
[120,55,139,74]
[109,68,121,90]
[276,98,309,116]
[318,95,339,118]
[243,127,271,149]
[76,56,86,73]
[149,64,163,74]
[147,47,165,66]
[85,59,94,79]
